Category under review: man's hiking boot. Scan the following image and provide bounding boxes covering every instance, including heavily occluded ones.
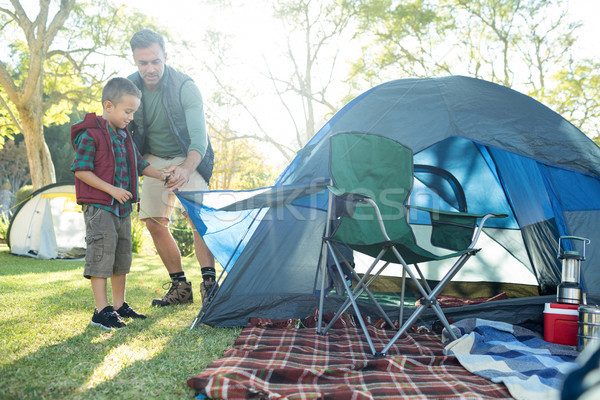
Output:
[91,306,126,330]
[151,280,193,307]
[115,302,147,319]
[200,279,219,306]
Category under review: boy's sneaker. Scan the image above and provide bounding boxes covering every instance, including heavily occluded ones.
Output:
[115,302,147,319]
[200,279,219,306]
[91,306,126,330]
[151,280,193,307]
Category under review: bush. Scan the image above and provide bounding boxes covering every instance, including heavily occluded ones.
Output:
[131,210,155,255]
[170,208,195,257]
[0,213,9,243]
[14,185,34,207]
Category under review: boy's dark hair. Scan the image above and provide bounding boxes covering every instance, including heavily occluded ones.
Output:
[130,29,165,53]
[101,77,142,106]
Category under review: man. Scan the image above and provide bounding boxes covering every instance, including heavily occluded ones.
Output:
[127,29,217,307]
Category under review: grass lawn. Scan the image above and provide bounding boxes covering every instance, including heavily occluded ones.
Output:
[0,244,241,399]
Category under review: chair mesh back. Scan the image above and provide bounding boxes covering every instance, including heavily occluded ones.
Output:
[329,132,415,247]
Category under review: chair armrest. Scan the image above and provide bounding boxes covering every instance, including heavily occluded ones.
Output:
[328,186,371,202]
[407,205,507,220]
[407,205,507,251]
[328,186,373,219]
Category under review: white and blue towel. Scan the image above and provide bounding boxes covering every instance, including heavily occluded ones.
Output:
[443,318,579,400]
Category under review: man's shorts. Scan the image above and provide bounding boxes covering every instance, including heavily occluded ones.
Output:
[139,154,209,220]
[82,204,132,279]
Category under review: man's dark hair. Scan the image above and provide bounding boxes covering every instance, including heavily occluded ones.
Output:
[102,77,142,106]
[130,29,166,53]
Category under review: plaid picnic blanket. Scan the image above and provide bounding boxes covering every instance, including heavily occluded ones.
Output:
[188,316,513,399]
[443,318,580,400]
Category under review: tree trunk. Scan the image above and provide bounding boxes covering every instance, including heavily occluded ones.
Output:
[18,80,56,189]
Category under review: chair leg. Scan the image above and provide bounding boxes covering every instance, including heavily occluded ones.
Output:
[317,240,330,334]
[327,242,378,355]
[377,248,476,355]
[431,301,457,341]
[414,263,433,293]
[399,266,406,326]
[322,244,394,334]
[328,260,395,330]
[331,243,394,328]
[378,304,428,356]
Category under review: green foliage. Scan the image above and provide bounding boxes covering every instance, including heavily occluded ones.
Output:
[0,1,169,188]
[0,213,8,242]
[0,138,30,192]
[544,60,600,138]
[131,210,154,255]
[39,2,163,126]
[14,185,34,207]
[211,130,278,191]
[344,0,599,137]
[170,208,195,257]
[45,119,77,184]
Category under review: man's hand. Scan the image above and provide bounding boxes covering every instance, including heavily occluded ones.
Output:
[164,151,202,191]
[164,165,193,191]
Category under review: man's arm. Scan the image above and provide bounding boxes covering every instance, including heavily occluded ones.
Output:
[165,80,207,191]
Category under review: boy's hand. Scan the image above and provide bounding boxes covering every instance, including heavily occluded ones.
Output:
[110,187,133,204]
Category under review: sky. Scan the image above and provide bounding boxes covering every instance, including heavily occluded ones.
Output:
[567,0,600,57]
[120,0,600,166]
[122,0,600,73]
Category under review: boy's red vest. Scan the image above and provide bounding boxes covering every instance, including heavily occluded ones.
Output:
[70,113,140,206]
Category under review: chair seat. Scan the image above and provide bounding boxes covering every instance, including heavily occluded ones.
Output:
[337,240,473,265]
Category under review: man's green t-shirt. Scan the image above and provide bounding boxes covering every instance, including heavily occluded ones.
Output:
[141,80,208,158]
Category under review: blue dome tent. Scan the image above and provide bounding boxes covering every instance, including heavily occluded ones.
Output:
[180,76,600,328]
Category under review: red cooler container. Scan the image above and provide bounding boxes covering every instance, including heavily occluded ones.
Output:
[544,302,579,346]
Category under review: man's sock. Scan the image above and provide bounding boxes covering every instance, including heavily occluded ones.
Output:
[170,272,187,282]
[201,267,216,282]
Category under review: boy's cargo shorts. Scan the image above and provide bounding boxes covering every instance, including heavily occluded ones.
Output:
[82,204,132,279]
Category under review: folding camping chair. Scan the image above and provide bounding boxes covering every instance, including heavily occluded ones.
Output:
[317,132,506,356]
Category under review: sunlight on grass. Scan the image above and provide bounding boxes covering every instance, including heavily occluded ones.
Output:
[78,339,167,391]
[0,246,240,399]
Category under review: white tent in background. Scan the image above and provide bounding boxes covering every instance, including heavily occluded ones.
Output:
[7,183,86,259]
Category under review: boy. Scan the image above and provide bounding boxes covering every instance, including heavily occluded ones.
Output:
[71,77,165,329]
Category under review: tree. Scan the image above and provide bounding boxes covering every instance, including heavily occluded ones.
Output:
[544,59,600,140]
[0,0,75,189]
[210,126,277,191]
[44,116,76,184]
[268,0,356,148]
[0,0,159,189]
[345,0,600,138]
[198,0,356,163]
[0,138,30,193]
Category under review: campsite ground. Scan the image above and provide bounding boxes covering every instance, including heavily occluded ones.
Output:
[0,244,241,399]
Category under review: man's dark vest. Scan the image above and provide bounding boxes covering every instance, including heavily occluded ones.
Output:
[70,113,140,206]
[127,66,214,184]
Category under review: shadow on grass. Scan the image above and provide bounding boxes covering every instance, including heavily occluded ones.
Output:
[0,250,84,276]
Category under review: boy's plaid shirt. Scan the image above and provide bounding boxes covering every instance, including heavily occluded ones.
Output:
[72,127,149,217]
